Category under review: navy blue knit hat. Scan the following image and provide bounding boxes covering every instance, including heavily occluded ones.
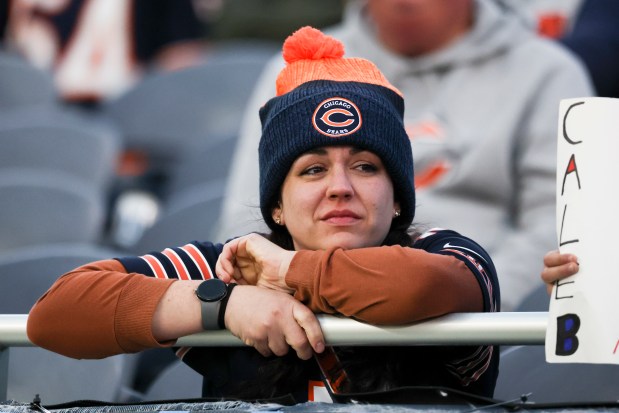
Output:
[259,26,415,231]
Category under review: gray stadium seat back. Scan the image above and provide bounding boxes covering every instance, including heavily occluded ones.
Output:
[0,170,105,251]
[0,243,135,404]
[131,181,226,253]
[0,51,56,109]
[6,348,129,405]
[165,135,238,198]
[104,54,269,170]
[142,360,202,401]
[494,345,619,404]
[0,242,121,314]
[0,107,121,189]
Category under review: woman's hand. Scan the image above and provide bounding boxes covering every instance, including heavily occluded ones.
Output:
[216,233,296,294]
[224,285,324,360]
[541,250,579,294]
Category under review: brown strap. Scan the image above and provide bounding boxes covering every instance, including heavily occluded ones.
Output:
[314,347,349,394]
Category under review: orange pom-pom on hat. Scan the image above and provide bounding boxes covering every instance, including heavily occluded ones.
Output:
[276,26,402,97]
[259,26,415,232]
[282,26,344,63]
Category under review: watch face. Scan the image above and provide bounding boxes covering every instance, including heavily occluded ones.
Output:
[196,279,227,302]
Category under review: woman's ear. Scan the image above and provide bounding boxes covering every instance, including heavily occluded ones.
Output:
[393,201,401,219]
[272,203,285,225]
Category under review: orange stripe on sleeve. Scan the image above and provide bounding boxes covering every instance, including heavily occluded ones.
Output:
[181,244,214,279]
[162,249,190,280]
[141,255,167,279]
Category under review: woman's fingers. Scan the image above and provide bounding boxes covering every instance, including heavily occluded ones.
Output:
[292,303,325,357]
[225,286,322,360]
[215,240,237,282]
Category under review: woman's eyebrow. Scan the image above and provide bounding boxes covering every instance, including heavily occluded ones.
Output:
[300,147,367,157]
[303,148,328,156]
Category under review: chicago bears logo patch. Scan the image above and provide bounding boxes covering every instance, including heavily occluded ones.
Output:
[312,97,362,137]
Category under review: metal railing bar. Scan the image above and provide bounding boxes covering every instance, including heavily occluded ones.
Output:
[0,312,547,348]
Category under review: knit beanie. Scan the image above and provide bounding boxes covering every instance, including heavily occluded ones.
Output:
[259,26,415,232]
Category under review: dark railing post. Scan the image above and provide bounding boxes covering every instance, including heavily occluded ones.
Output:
[0,346,8,401]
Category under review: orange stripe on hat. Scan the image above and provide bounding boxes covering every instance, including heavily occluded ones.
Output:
[276,26,402,97]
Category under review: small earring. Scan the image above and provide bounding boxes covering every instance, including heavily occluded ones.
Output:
[394,210,401,218]
[274,217,281,225]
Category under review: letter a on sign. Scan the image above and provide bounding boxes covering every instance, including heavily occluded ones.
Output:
[561,154,581,196]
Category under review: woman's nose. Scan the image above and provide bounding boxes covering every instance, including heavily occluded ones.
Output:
[326,167,354,199]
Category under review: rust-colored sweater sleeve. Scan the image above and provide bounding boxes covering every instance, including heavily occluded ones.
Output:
[27,259,176,359]
[286,246,482,325]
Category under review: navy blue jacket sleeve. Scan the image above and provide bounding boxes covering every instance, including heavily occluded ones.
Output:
[117,241,224,281]
[413,228,500,313]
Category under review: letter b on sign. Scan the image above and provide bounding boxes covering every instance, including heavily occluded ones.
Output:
[555,313,580,356]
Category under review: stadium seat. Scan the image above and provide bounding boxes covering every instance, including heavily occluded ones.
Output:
[0,50,56,109]
[0,169,106,251]
[129,180,226,253]
[494,345,619,404]
[103,52,270,176]
[0,242,122,313]
[0,242,136,404]
[4,348,131,405]
[164,134,239,199]
[142,360,202,402]
[0,106,121,190]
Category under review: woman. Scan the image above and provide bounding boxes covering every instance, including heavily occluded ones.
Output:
[27,27,500,403]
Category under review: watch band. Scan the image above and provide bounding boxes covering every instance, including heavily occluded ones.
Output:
[197,280,237,330]
[200,296,221,331]
[217,283,237,329]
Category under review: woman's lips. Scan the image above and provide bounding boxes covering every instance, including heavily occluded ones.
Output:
[322,210,361,225]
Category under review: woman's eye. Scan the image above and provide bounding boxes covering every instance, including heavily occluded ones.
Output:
[355,163,378,173]
[301,165,325,175]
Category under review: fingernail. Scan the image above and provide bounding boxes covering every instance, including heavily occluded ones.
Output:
[316,341,325,353]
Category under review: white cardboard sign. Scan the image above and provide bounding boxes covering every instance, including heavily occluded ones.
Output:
[546,97,619,364]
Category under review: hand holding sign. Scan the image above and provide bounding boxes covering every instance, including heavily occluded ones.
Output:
[546,97,619,364]
[541,250,579,294]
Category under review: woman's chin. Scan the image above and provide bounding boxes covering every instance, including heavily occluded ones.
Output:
[313,232,377,250]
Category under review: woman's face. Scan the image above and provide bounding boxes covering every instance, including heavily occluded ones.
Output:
[273,146,400,251]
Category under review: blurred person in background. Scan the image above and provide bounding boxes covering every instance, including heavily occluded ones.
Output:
[499,0,619,98]
[558,0,619,99]
[496,0,584,38]
[0,0,207,105]
[215,0,594,311]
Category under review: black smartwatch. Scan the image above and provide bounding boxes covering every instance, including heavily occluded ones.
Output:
[195,279,234,330]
